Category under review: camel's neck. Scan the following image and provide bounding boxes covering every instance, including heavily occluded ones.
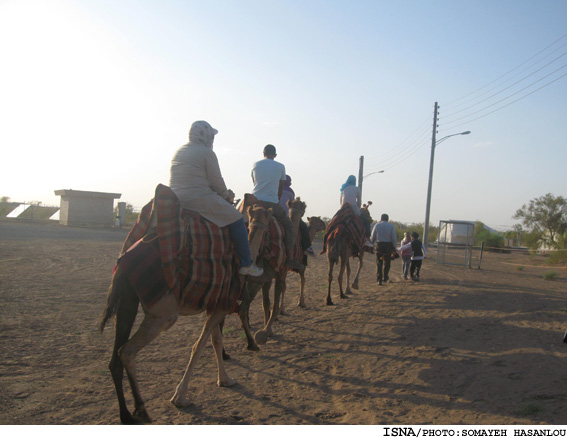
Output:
[307,226,318,243]
[290,212,302,236]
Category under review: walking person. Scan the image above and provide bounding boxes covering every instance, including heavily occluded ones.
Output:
[251,145,303,270]
[370,213,397,285]
[400,232,412,280]
[399,232,427,281]
[169,120,263,277]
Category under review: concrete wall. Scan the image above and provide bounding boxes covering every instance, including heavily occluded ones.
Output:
[54,189,121,227]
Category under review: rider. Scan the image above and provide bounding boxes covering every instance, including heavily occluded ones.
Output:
[169,120,263,277]
[251,145,303,270]
[339,175,373,247]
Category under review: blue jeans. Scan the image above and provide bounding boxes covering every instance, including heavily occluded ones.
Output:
[227,218,252,267]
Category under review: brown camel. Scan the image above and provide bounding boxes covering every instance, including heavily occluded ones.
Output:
[323,202,372,306]
[98,203,270,424]
[281,215,326,312]
[237,195,306,351]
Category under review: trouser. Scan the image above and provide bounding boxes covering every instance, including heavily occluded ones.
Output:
[227,217,252,267]
[300,220,310,250]
[258,201,295,255]
[376,242,394,283]
[410,259,423,279]
[402,256,411,278]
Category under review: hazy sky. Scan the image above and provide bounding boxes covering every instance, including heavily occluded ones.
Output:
[1,0,566,230]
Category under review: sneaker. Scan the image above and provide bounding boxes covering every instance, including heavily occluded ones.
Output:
[304,247,316,257]
[239,263,263,277]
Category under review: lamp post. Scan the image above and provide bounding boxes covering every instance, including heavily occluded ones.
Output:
[357,155,384,208]
[423,130,471,247]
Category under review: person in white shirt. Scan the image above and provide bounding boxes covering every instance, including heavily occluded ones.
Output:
[251,145,302,270]
[370,213,398,285]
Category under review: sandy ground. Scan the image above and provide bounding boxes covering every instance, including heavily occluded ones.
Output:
[1,219,566,425]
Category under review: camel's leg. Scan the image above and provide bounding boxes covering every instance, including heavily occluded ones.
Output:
[279,278,287,315]
[338,256,348,299]
[256,278,284,345]
[298,270,306,308]
[237,283,261,351]
[108,279,140,425]
[344,257,353,295]
[326,257,335,306]
[119,297,179,424]
[352,254,364,290]
[170,311,227,407]
[211,323,237,387]
[261,280,272,325]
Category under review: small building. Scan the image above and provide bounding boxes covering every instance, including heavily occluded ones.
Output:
[438,220,475,245]
[54,189,121,227]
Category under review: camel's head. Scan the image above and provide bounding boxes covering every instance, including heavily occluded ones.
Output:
[246,204,271,261]
[361,200,373,222]
[307,216,326,232]
[287,197,306,220]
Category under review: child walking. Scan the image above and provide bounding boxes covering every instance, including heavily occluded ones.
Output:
[398,232,427,281]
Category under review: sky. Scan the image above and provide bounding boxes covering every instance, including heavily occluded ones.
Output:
[1,0,566,231]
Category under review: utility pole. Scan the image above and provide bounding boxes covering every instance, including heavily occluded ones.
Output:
[357,155,364,209]
[423,101,439,248]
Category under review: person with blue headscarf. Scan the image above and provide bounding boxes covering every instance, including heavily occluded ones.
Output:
[340,175,372,245]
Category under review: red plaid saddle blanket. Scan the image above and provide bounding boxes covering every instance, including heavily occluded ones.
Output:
[321,204,366,255]
[115,184,242,313]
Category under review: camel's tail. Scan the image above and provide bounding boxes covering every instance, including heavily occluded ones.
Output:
[327,237,341,265]
[99,265,126,333]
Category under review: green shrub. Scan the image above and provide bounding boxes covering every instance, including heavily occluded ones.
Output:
[543,271,558,281]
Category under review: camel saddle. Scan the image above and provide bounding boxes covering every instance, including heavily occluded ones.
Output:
[239,193,288,278]
[320,204,366,256]
[115,184,242,312]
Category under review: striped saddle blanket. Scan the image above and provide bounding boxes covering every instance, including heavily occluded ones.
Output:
[239,193,289,278]
[115,184,242,313]
[321,204,366,256]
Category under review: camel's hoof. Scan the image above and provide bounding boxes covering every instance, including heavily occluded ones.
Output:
[218,378,237,388]
[133,409,152,424]
[352,284,359,290]
[247,343,260,352]
[170,394,192,408]
[222,351,231,361]
[326,300,334,306]
[255,330,269,345]
[297,301,306,308]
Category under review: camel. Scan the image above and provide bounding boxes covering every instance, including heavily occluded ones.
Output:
[98,197,271,424]
[323,202,373,306]
[280,215,326,313]
[237,195,306,351]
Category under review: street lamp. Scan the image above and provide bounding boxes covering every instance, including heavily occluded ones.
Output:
[363,170,384,181]
[358,170,384,207]
[423,130,471,247]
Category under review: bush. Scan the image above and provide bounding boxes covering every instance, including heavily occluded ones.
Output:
[543,271,558,281]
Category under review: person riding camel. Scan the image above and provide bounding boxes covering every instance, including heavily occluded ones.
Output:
[169,120,263,277]
[251,144,303,270]
[339,175,373,248]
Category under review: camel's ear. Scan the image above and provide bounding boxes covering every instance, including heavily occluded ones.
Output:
[307,216,311,221]
[247,205,253,216]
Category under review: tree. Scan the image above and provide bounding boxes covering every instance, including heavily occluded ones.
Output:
[513,193,567,249]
